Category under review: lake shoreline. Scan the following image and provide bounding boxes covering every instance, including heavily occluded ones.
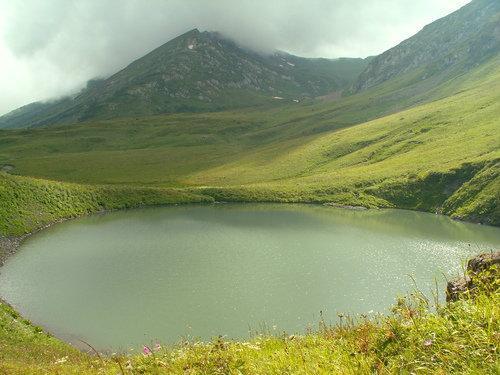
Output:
[0,199,495,268]
[0,215,83,267]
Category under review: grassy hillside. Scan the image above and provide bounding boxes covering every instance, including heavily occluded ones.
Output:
[0,55,498,226]
[188,58,499,224]
[0,173,212,237]
[1,262,498,374]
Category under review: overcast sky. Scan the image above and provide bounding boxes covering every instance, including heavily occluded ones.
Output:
[0,0,470,115]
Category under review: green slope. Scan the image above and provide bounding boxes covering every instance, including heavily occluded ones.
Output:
[0,54,498,226]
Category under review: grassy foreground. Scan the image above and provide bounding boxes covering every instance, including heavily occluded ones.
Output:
[1,263,498,374]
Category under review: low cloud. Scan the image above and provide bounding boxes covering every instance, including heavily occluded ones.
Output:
[0,0,470,115]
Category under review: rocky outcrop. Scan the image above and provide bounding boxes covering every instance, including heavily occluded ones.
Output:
[446,251,499,301]
[467,252,500,273]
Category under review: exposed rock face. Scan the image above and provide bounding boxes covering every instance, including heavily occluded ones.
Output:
[353,0,500,92]
[446,251,499,301]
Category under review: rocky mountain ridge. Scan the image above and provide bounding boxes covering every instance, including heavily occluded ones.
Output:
[0,29,367,128]
[354,0,500,92]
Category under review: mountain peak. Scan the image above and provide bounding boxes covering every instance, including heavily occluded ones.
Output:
[0,29,368,128]
[174,28,201,40]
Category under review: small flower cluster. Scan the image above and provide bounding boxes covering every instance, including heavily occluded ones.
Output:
[142,343,162,356]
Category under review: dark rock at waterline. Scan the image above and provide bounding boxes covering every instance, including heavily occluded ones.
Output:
[467,252,500,273]
[446,251,499,302]
[446,276,472,302]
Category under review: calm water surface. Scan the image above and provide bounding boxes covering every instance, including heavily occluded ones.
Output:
[0,204,499,351]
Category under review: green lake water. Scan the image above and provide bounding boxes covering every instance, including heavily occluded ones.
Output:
[0,204,498,351]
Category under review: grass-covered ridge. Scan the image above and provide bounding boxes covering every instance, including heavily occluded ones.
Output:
[0,173,212,237]
[0,157,497,241]
[1,257,498,374]
[1,55,498,228]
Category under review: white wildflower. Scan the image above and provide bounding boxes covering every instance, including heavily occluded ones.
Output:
[54,356,68,364]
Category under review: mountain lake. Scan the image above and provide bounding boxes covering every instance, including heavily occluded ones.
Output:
[0,204,498,351]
